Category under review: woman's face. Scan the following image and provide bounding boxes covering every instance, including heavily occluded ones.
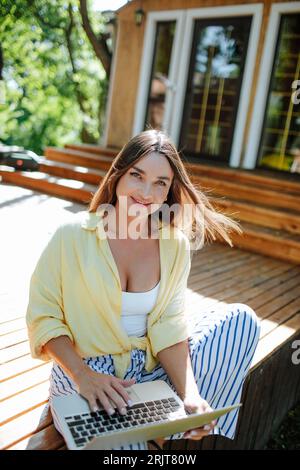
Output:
[115,152,174,226]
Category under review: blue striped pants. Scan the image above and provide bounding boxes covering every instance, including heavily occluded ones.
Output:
[49,303,260,450]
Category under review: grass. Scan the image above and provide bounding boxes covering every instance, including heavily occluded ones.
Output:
[264,401,300,450]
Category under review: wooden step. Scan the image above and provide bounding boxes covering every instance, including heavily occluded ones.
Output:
[191,174,300,213]
[0,166,96,204]
[44,147,112,171]
[212,197,300,235]
[217,221,300,264]
[64,143,118,157]
[186,162,300,195]
[37,156,105,186]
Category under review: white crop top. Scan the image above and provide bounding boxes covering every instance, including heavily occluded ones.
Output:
[120,281,161,337]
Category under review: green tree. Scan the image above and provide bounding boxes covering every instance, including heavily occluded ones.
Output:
[0,0,113,155]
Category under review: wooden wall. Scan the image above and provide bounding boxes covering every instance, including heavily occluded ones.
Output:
[105,0,297,152]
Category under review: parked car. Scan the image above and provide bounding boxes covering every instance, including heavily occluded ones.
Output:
[0,145,40,171]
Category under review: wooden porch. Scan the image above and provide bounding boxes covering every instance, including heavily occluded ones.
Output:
[0,144,299,450]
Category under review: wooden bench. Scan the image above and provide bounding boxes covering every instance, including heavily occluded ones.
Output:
[1,243,299,450]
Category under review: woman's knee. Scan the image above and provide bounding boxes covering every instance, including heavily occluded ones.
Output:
[228,303,261,339]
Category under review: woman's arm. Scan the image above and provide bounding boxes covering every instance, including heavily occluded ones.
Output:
[43,335,136,415]
[157,339,217,441]
[157,339,199,400]
[42,335,90,382]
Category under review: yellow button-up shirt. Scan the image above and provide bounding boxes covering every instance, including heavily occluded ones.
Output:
[26,210,192,379]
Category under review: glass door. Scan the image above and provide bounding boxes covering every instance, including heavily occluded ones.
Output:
[178,16,252,164]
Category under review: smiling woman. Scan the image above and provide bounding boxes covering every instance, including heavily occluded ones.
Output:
[26,129,260,451]
[89,129,243,248]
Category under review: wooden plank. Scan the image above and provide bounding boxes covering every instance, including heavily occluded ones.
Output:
[0,363,52,400]
[212,260,289,299]
[0,341,30,363]
[190,244,232,270]
[44,147,113,163]
[0,402,52,449]
[38,161,104,186]
[186,163,300,196]
[0,315,24,326]
[64,143,118,157]
[192,248,269,276]
[190,175,300,213]
[0,329,28,349]
[256,283,300,318]
[0,355,46,382]
[0,381,49,425]
[213,198,300,235]
[188,255,282,296]
[251,314,300,370]
[260,298,300,338]
[248,271,300,311]
[7,424,64,450]
[223,265,299,306]
[0,170,94,205]
[191,254,286,291]
[188,255,284,306]
[189,251,256,282]
[225,224,300,264]
[37,156,106,175]
[0,318,26,335]
[44,148,112,171]
[238,221,300,242]
[190,249,249,275]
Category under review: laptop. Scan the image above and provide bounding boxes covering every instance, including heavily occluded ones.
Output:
[51,380,242,450]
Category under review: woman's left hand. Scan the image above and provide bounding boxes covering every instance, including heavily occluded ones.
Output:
[182,393,217,440]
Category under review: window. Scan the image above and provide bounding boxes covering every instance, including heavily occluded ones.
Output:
[257,13,300,172]
[144,21,176,131]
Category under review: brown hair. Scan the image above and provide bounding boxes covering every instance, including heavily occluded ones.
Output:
[89,129,242,250]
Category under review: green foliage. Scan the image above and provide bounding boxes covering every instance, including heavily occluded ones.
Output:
[0,0,108,155]
[265,401,300,450]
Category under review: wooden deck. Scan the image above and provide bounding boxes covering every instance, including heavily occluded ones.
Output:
[0,184,299,450]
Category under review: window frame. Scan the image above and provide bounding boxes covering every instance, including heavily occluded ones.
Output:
[243,1,300,170]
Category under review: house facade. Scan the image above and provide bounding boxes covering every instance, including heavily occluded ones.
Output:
[103,0,300,174]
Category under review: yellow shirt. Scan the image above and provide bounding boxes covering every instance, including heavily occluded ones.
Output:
[26,210,192,379]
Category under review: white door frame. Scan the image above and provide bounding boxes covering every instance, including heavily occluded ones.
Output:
[243,2,300,169]
[132,10,187,137]
[133,4,263,168]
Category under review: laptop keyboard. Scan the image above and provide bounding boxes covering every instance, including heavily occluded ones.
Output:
[65,397,187,448]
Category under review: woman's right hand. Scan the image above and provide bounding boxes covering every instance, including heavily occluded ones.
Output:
[73,367,136,417]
